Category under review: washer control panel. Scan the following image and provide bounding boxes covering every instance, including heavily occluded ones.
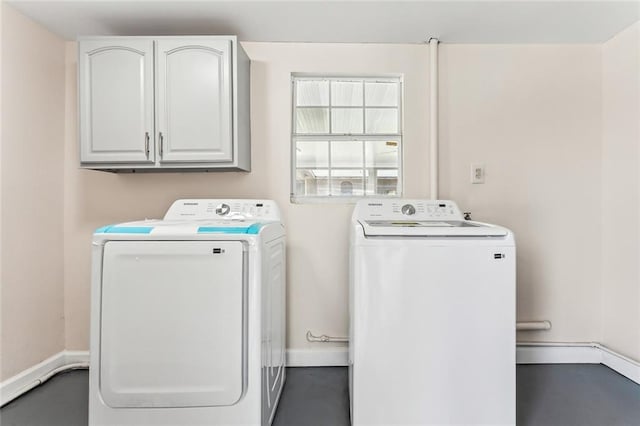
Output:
[164,199,281,221]
[354,199,464,221]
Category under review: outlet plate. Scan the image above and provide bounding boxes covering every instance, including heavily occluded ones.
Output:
[471,163,485,184]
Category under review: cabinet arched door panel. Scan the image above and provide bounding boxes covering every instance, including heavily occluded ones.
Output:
[156,40,233,163]
[79,40,154,163]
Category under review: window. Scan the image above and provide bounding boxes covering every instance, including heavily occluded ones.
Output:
[291,75,402,202]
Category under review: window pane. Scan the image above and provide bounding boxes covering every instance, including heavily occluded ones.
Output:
[331,81,363,106]
[296,108,329,134]
[296,169,330,196]
[366,169,399,196]
[365,140,398,167]
[296,80,329,106]
[296,141,328,167]
[365,82,398,107]
[331,140,363,168]
[331,108,363,134]
[330,169,365,196]
[365,108,398,134]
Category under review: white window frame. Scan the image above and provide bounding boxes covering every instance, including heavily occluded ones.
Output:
[291,74,404,203]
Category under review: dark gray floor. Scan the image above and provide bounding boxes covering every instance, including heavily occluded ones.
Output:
[273,367,350,426]
[517,364,640,426]
[1,369,89,426]
[2,365,639,425]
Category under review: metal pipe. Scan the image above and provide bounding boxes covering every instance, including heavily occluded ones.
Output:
[429,37,439,199]
[306,330,348,343]
[517,321,552,331]
[307,321,551,345]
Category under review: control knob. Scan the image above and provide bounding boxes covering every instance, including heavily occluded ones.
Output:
[401,204,416,216]
[215,203,231,216]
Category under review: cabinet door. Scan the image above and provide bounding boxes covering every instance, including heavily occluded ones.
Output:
[156,39,233,163]
[79,40,154,164]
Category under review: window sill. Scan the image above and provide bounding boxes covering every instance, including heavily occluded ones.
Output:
[290,195,401,205]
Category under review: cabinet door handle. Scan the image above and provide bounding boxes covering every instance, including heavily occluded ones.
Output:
[144,132,150,158]
[159,132,164,157]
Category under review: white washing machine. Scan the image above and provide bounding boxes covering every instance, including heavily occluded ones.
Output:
[89,199,286,426]
[350,199,516,426]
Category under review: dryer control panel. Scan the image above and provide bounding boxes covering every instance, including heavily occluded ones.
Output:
[164,199,282,221]
[353,199,464,221]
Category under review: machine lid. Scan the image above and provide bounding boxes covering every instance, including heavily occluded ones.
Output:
[95,220,268,235]
[365,220,479,228]
[359,219,508,237]
[359,220,509,237]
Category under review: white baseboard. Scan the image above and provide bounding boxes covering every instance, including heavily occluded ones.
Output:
[598,345,640,384]
[0,350,89,407]
[285,344,606,368]
[516,342,602,364]
[63,350,90,365]
[286,348,348,367]
[287,343,639,385]
[517,342,639,384]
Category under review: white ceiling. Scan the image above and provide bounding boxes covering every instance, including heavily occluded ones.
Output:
[7,0,640,44]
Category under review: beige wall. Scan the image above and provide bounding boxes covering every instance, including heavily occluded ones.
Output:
[1,3,66,380]
[63,42,431,350]
[0,2,4,376]
[601,22,640,361]
[2,6,636,378]
[63,41,606,354]
[439,45,604,344]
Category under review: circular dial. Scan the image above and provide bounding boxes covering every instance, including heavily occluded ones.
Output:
[215,203,231,216]
[401,204,416,216]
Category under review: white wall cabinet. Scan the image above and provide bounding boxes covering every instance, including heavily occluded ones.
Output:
[78,36,250,172]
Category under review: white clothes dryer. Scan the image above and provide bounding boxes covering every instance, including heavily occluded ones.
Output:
[89,199,285,426]
[349,199,516,426]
